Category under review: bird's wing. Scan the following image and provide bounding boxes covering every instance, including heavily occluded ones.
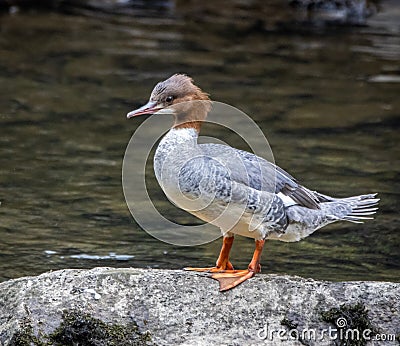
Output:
[177,154,288,230]
[199,143,321,210]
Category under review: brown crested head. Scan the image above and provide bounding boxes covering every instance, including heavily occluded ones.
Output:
[127,74,211,131]
[151,74,209,105]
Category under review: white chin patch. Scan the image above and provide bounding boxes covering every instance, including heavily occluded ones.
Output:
[156,108,175,115]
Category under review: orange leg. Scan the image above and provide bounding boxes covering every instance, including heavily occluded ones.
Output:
[212,239,265,291]
[184,236,235,273]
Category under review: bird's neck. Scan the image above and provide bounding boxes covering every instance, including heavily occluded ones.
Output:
[157,123,200,156]
[172,100,210,132]
[173,121,202,132]
[163,127,199,144]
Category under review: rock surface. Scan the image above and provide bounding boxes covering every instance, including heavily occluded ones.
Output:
[0,267,399,345]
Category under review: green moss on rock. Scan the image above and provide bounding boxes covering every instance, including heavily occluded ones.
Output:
[48,310,152,346]
[321,303,377,346]
[9,311,152,346]
[9,318,48,346]
[281,317,298,330]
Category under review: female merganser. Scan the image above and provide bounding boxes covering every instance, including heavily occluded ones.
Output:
[127,74,379,291]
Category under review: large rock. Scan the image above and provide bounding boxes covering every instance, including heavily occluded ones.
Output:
[0,267,398,345]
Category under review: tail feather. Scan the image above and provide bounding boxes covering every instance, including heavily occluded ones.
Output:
[341,193,379,223]
[280,193,379,242]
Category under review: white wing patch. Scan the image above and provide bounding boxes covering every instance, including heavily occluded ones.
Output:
[277,192,297,207]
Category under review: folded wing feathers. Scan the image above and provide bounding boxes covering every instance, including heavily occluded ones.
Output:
[199,143,379,216]
[281,183,321,210]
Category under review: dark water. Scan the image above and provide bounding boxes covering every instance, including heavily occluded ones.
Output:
[0,1,399,283]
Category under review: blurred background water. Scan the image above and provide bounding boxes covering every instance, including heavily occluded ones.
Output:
[0,0,399,282]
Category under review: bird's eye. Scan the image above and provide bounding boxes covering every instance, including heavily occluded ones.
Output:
[165,96,174,103]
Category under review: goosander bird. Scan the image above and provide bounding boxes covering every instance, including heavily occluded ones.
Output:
[127,74,379,291]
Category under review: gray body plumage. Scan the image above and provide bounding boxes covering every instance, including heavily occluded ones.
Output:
[154,127,379,242]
